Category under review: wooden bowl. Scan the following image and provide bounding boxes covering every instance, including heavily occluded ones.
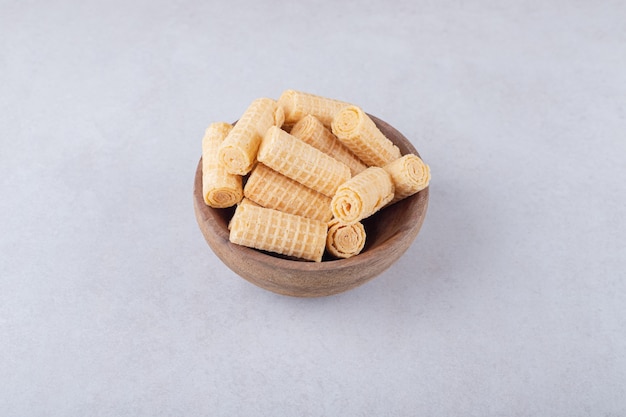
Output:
[193,115,429,297]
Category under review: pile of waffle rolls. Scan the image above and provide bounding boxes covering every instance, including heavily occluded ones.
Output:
[201,90,430,262]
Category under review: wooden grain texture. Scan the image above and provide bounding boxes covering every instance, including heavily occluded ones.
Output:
[193,114,429,297]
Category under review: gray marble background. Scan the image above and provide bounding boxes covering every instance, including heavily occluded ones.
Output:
[1,1,625,415]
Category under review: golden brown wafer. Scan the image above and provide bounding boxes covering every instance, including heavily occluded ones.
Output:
[229,203,327,262]
[244,163,333,223]
[218,98,284,175]
[326,219,366,259]
[258,126,351,197]
[278,89,350,127]
[237,197,261,208]
[331,166,394,224]
[290,115,367,176]
[201,122,243,208]
[331,105,401,167]
[383,154,431,204]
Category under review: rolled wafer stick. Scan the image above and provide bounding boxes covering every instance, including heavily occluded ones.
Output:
[278,89,350,127]
[383,154,431,204]
[201,122,243,208]
[290,115,367,177]
[229,203,327,262]
[326,218,366,259]
[218,98,285,175]
[244,163,333,223]
[331,166,394,224]
[331,105,401,167]
[258,126,351,197]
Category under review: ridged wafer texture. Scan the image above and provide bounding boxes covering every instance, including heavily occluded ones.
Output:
[201,122,243,208]
[229,203,327,262]
[278,89,350,127]
[218,98,285,175]
[290,115,367,177]
[237,197,261,208]
[331,105,401,167]
[258,126,351,197]
[331,166,395,224]
[383,154,431,204]
[326,219,366,259]
[244,163,333,223]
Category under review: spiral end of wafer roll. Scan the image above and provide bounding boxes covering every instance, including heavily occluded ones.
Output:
[332,105,401,167]
[331,105,363,138]
[290,114,317,137]
[326,219,366,259]
[331,189,363,224]
[403,155,430,190]
[204,188,242,208]
[384,154,431,203]
[219,145,252,176]
[331,166,395,224]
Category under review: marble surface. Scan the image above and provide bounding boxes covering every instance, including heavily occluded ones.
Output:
[1,1,625,415]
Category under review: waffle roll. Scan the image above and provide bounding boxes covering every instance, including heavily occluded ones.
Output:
[290,115,367,177]
[331,105,401,167]
[331,167,394,224]
[244,163,333,223]
[229,203,327,262]
[258,126,351,198]
[218,98,284,175]
[278,89,350,127]
[326,219,366,259]
[201,122,243,208]
[383,154,431,204]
